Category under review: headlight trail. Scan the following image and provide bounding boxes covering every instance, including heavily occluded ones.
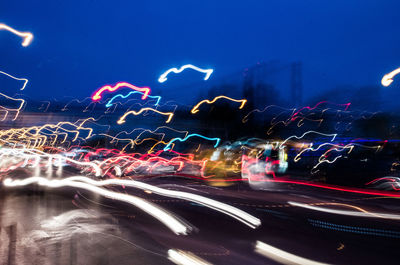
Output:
[191,96,247,114]
[168,249,212,265]
[382,67,400,87]
[3,176,192,235]
[158,64,213,83]
[117,108,174,124]
[0,23,33,47]
[64,176,261,229]
[91,82,151,101]
[255,241,330,265]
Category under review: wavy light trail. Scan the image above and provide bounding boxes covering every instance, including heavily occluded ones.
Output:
[0,118,95,149]
[0,23,33,47]
[164,133,221,151]
[105,91,161,108]
[291,101,351,120]
[279,131,337,149]
[117,108,174,124]
[0,92,25,120]
[0,148,102,176]
[92,82,150,101]
[191,96,247,114]
[158,64,213,83]
[294,143,354,162]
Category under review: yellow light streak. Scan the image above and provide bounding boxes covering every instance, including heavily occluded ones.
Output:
[117,108,174,124]
[191,96,247,114]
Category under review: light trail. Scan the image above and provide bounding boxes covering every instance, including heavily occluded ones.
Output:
[291,101,351,120]
[0,23,33,46]
[0,92,25,120]
[255,241,330,265]
[117,108,174,124]
[288,201,400,220]
[279,131,337,149]
[4,176,192,235]
[0,70,29,90]
[168,249,213,265]
[310,202,385,218]
[105,91,161,107]
[158,64,213,83]
[0,118,95,148]
[65,176,261,229]
[242,105,293,123]
[0,148,102,176]
[164,133,221,151]
[92,82,150,101]
[191,96,247,114]
[293,142,353,172]
[382,67,400,87]
[294,143,354,162]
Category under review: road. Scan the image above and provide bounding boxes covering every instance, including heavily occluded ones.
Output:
[1,176,400,264]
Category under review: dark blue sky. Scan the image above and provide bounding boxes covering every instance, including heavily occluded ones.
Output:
[1,0,400,103]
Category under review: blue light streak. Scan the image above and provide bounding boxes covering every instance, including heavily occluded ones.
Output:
[105,91,162,108]
[164,133,221,151]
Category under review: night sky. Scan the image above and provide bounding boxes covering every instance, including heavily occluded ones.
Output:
[1,0,400,103]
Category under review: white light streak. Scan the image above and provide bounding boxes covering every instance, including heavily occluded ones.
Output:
[0,70,29,90]
[0,23,33,47]
[279,131,337,150]
[158,64,213,83]
[65,176,261,229]
[288,201,400,220]
[0,148,102,176]
[255,241,330,265]
[4,176,192,235]
[382,67,400,87]
[168,249,213,265]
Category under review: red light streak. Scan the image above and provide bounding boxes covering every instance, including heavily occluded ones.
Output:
[91,82,151,101]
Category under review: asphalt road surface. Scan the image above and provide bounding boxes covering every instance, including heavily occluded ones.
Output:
[1,176,400,265]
